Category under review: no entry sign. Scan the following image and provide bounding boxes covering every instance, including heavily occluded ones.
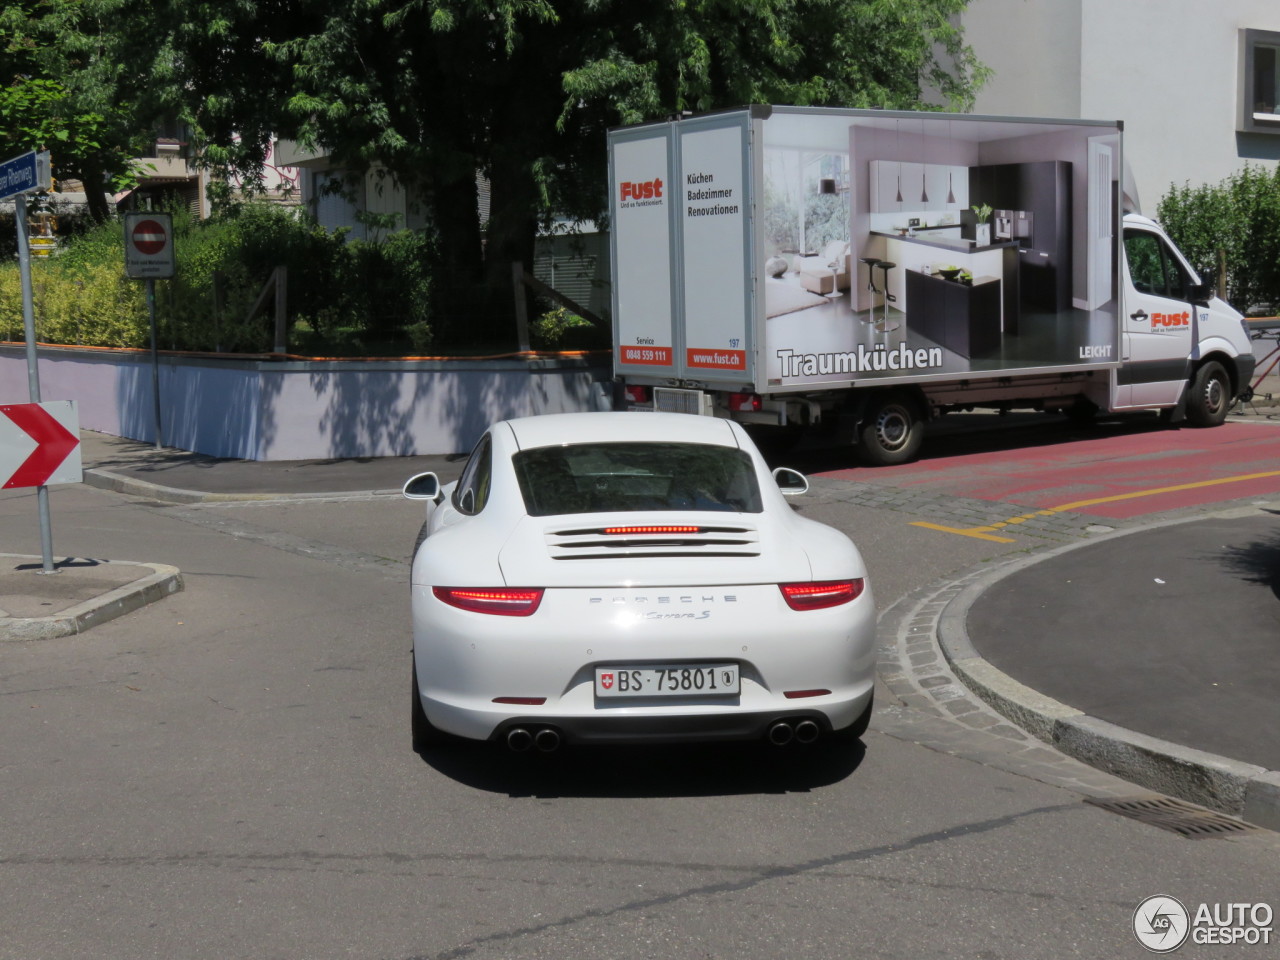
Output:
[124,211,175,278]
[132,219,167,254]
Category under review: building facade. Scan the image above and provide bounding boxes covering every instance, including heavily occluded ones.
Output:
[960,0,1280,209]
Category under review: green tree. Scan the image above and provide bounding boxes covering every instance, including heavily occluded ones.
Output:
[125,0,988,344]
[1,0,154,220]
[1157,164,1280,313]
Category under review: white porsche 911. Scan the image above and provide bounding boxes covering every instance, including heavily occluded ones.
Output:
[402,412,876,753]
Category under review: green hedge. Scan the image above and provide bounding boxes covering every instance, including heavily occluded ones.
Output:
[1,203,438,354]
[1156,164,1280,315]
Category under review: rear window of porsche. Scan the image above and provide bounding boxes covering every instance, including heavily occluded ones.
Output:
[513,442,763,516]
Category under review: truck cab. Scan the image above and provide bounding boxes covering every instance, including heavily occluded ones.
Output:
[1110,214,1253,424]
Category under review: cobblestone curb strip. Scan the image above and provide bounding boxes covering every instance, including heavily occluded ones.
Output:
[0,556,183,642]
[932,508,1280,833]
[875,572,1142,804]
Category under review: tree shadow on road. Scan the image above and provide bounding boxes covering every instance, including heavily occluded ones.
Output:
[1217,509,1280,602]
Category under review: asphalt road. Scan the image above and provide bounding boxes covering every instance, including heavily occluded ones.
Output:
[3,449,1279,959]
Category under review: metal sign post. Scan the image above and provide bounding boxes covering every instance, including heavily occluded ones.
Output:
[3,150,58,572]
[146,278,161,448]
[123,212,176,450]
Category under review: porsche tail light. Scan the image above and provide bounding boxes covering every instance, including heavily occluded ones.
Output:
[728,392,762,412]
[779,579,864,611]
[433,587,544,616]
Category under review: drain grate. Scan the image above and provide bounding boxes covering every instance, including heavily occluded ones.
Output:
[1084,795,1261,839]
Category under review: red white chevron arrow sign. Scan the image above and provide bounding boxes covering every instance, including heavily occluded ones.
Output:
[0,401,82,489]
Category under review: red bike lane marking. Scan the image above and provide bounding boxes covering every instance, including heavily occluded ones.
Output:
[819,423,1280,519]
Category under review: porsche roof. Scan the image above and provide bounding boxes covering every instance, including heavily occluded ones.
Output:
[503,412,742,450]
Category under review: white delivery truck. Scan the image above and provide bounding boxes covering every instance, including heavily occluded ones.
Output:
[608,106,1257,464]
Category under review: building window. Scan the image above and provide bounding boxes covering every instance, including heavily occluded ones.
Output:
[1241,28,1280,132]
[312,172,366,241]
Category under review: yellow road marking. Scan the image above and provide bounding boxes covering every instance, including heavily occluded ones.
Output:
[910,522,1018,543]
[910,469,1280,541]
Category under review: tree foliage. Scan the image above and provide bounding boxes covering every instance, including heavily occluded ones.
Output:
[1,0,154,220]
[108,1,987,344]
[1157,164,1280,314]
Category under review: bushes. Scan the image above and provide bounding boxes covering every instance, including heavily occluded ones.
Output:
[0,238,146,347]
[530,305,606,350]
[1,203,439,354]
[1157,164,1280,314]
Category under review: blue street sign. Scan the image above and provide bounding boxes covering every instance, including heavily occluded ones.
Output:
[0,151,52,201]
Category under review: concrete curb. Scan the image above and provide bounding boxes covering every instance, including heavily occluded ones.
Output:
[0,557,184,642]
[935,508,1280,833]
[83,467,397,504]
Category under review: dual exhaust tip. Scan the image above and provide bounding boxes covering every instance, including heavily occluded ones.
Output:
[768,718,822,746]
[506,726,561,753]
[508,719,822,751]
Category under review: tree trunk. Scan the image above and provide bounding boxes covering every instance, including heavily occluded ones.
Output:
[484,158,538,348]
[426,167,488,347]
[77,160,111,223]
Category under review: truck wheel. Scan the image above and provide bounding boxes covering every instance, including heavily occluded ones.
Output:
[1064,398,1098,424]
[857,392,922,466]
[1185,361,1230,427]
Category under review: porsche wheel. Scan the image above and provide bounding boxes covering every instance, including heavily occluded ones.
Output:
[411,654,447,751]
[833,692,874,743]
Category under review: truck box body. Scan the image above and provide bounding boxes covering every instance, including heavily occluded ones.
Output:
[609,106,1255,464]
[611,105,1123,390]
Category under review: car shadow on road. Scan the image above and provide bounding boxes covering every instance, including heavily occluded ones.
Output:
[415,738,866,798]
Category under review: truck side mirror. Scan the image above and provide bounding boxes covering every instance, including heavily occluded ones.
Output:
[1187,282,1214,305]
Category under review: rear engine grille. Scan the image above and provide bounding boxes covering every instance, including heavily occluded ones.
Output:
[547,524,760,560]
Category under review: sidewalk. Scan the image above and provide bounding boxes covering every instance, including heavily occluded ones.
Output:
[0,553,181,641]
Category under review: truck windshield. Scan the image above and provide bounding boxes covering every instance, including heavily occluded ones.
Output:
[513,442,763,516]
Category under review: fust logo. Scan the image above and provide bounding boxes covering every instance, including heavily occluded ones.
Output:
[1152,311,1189,328]
[620,178,664,202]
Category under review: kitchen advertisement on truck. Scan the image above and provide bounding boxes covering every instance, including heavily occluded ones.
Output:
[610,106,1124,393]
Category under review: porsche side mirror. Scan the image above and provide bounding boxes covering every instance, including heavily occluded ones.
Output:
[772,466,809,496]
[402,471,441,501]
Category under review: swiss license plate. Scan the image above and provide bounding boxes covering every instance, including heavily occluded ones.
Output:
[594,664,739,698]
